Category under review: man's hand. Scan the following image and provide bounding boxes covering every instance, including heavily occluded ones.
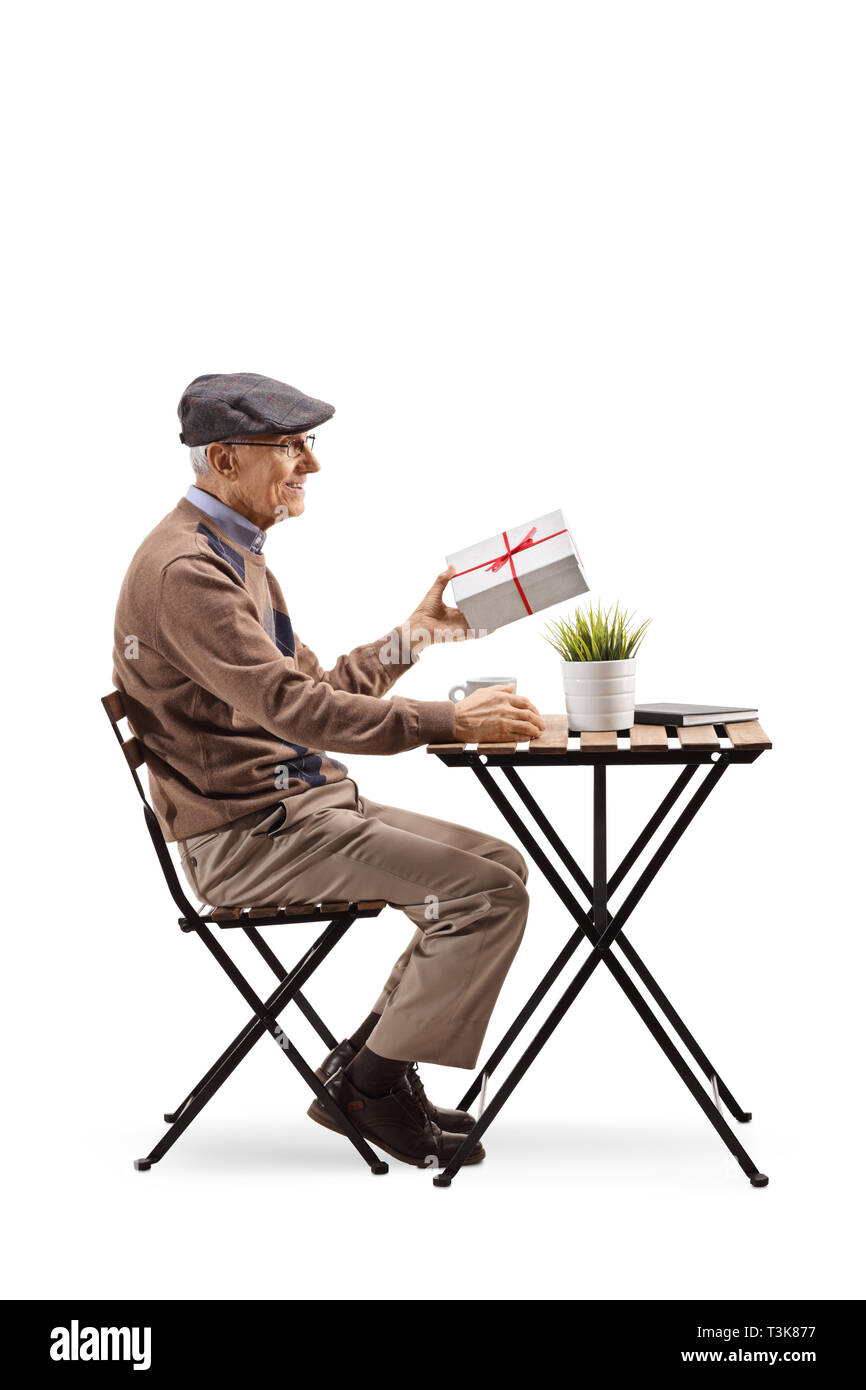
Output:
[453,683,546,744]
[402,565,483,645]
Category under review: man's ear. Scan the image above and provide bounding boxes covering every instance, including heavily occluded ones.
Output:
[207,441,238,479]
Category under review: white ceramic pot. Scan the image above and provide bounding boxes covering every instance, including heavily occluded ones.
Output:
[562,658,636,732]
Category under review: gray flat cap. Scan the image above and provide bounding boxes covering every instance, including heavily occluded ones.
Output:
[178,372,335,446]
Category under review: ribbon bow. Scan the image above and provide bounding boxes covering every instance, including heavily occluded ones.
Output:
[484,526,537,573]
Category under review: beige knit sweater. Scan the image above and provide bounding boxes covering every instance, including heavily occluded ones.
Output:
[112,496,457,841]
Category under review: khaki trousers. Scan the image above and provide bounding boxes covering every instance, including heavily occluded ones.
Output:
[178,778,529,1069]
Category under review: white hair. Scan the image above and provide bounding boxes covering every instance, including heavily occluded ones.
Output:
[189,444,212,477]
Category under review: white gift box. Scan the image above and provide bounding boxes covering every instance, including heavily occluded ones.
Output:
[446,509,590,631]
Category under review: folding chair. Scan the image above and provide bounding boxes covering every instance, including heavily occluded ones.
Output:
[101,689,391,1176]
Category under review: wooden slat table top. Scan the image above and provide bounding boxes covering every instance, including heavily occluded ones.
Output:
[725,720,772,749]
[528,713,569,752]
[629,724,668,749]
[428,715,772,755]
[676,724,720,750]
[580,729,617,749]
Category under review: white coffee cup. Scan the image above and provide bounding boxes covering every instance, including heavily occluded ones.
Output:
[448,677,517,701]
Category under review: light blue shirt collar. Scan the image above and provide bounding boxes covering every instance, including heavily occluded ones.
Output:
[186,486,266,554]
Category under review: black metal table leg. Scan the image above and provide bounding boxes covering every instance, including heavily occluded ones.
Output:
[593,763,607,943]
[459,758,752,1124]
[433,931,611,1186]
[601,949,768,1185]
[457,924,584,1111]
[613,935,752,1122]
[502,762,752,1121]
[437,755,768,1187]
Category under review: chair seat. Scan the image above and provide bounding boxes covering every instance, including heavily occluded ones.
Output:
[205,900,388,927]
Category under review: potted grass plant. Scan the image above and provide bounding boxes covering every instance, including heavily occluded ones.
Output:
[543,601,651,732]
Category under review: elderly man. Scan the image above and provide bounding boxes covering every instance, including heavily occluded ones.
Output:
[113,372,545,1170]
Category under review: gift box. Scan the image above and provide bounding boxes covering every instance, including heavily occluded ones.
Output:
[446,509,590,631]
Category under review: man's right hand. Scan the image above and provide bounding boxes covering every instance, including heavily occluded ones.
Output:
[452,683,546,744]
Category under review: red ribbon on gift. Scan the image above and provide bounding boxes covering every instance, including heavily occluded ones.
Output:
[451,525,568,616]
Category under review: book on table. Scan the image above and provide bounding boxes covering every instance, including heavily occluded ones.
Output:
[634,703,758,727]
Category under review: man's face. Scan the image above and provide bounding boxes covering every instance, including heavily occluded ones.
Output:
[207,431,320,528]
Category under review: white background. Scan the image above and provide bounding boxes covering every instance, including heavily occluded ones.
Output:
[3,0,864,1301]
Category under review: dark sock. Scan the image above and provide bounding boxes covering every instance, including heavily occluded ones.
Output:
[347,1011,381,1053]
[347,1044,410,1098]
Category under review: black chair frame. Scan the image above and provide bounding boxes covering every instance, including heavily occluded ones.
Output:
[102,690,390,1177]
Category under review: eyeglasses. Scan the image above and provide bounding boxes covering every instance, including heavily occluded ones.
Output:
[222,435,315,459]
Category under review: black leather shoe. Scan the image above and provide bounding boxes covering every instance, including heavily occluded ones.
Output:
[316,1039,477,1134]
[307,1067,485,1169]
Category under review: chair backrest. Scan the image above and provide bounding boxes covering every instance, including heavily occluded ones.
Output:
[102,689,201,922]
